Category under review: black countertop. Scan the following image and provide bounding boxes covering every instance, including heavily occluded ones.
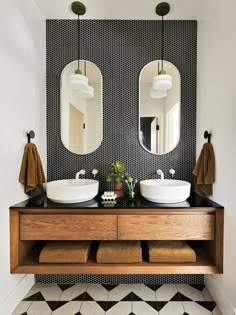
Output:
[10,192,223,209]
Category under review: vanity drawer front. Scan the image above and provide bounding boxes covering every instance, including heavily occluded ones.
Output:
[20,214,117,240]
[118,214,215,240]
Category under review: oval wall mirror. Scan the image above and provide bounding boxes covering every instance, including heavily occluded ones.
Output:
[139,60,181,155]
[61,60,103,154]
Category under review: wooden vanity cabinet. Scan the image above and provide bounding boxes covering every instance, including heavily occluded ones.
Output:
[20,214,117,240]
[10,207,224,275]
[118,214,215,240]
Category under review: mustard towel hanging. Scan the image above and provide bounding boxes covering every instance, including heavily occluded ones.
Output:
[192,142,215,197]
[19,142,45,195]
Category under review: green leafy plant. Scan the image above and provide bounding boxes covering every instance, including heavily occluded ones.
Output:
[105,161,133,183]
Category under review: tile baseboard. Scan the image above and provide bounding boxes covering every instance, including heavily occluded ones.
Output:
[35,274,204,285]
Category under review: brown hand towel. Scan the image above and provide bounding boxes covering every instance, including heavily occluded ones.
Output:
[39,241,91,263]
[148,240,196,263]
[96,241,142,264]
[19,143,45,195]
[192,143,215,197]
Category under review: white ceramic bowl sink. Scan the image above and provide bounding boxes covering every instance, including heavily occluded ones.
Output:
[46,179,99,203]
[140,179,191,203]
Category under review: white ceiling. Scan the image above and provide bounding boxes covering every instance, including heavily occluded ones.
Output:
[34,0,205,20]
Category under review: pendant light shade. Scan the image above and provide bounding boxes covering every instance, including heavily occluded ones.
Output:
[69,68,94,98]
[150,87,167,99]
[152,2,172,94]
[69,73,89,90]
[152,73,172,91]
[70,2,94,99]
[77,85,94,99]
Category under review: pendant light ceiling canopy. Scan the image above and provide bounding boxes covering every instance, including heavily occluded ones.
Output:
[151,2,172,98]
[71,1,86,15]
[69,1,94,98]
[156,2,170,16]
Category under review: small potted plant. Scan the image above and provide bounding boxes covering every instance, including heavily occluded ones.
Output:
[105,161,132,197]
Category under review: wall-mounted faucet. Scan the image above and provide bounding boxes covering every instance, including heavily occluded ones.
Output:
[169,169,176,178]
[156,169,164,180]
[92,169,98,178]
[76,169,86,180]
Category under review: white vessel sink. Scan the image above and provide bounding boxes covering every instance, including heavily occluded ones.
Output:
[140,179,191,203]
[46,179,99,203]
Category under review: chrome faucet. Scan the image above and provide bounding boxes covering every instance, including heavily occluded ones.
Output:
[76,169,85,180]
[156,169,164,180]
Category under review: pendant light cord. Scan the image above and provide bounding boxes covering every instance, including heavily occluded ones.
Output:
[161,15,164,71]
[77,12,80,72]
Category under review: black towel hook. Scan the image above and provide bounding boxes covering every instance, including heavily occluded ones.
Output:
[27,130,35,143]
[204,131,211,143]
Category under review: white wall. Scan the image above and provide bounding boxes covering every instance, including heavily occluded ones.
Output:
[197,0,236,314]
[0,1,46,314]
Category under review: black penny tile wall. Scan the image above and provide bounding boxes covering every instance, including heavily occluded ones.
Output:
[46,20,197,191]
[36,274,203,285]
[44,20,197,284]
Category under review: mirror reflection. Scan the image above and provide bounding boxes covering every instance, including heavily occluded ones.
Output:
[139,60,180,155]
[61,60,102,154]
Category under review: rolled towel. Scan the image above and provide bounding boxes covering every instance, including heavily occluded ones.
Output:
[39,241,91,263]
[97,241,142,264]
[148,240,196,263]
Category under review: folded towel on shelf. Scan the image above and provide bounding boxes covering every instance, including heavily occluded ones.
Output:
[96,241,142,264]
[192,142,215,197]
[39,241,92,263]
[19,143,45,195]
[148,240,196,263]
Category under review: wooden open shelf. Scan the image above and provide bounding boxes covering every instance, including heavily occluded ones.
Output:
[11,241,220,274]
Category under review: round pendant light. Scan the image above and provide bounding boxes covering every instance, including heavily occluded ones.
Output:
[77,85,94,99]
[152,73,172,91]
[69,73,88,90]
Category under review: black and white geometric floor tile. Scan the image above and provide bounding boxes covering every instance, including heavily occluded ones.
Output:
[12,284,222,315]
